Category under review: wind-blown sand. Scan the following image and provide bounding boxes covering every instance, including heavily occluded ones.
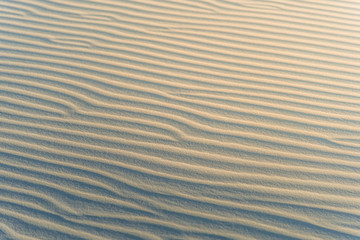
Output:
[0,0,360,239]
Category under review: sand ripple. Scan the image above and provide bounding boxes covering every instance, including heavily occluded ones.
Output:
[0,0,360,239]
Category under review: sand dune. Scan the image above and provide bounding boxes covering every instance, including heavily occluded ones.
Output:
[0,0,360,239]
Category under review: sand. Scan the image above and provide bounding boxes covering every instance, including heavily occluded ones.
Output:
[0,0,360,239]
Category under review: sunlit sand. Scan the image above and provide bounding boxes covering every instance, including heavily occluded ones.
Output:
[0,0,359,239]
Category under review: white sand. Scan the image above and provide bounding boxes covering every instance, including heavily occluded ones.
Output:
[0,0,359,239]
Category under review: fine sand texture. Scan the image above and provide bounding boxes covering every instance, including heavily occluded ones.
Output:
[1,0,360,239]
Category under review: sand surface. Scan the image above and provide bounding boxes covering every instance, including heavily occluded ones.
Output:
[0,0,360,239]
